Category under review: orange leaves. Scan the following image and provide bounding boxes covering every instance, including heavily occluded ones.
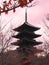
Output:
[19,0,27,7]
[18,0,33,7]
[0,0,33,15]
[3,2,9,14]
[4,10,8,14]
[13,8,16,12]
[8,0,12,5]
[0,7,2,15]
[29,0,33,2]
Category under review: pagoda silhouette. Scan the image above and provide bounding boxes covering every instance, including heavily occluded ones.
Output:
[11,9,42,65]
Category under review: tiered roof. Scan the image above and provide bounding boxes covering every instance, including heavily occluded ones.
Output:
[12,22,42,47]
[13,22,40,32]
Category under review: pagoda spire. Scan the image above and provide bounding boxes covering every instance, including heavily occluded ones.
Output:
[25,7,28,23]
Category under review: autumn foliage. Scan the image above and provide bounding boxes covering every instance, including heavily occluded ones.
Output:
[0,0,33,15]
[19,0,27,7]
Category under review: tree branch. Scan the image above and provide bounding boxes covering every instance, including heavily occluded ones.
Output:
[0,0,36,14]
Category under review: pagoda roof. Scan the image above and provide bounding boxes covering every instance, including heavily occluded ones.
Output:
[11,39,42,46]
[12,31,41,40]
[13,22,40,32]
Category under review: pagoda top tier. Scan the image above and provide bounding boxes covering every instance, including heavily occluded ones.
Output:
[13,22,40,32]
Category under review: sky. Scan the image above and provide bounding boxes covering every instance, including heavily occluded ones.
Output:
[0,0,49,51]
[0,0,49,31]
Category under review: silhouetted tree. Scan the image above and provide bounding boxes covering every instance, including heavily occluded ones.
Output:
[0,18,15,65]
[42,15,49,54]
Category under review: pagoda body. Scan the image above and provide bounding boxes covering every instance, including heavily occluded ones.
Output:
[12,22,42,48]
[11,9,42,65]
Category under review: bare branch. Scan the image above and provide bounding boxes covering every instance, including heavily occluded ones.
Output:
[0,0,39,14]
[43,19,49,37]
[43,19,49,29]
[0,0,33,14]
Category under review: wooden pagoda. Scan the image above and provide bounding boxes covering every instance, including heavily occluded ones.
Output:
[11,9,42,65]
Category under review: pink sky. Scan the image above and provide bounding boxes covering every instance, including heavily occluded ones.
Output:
[0,0,49,37]
[0,0,49,28]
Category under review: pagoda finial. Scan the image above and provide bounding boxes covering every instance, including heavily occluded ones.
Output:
[25,7,28,23]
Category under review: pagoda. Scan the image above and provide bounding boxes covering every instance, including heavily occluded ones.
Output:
[11,9,42,65]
